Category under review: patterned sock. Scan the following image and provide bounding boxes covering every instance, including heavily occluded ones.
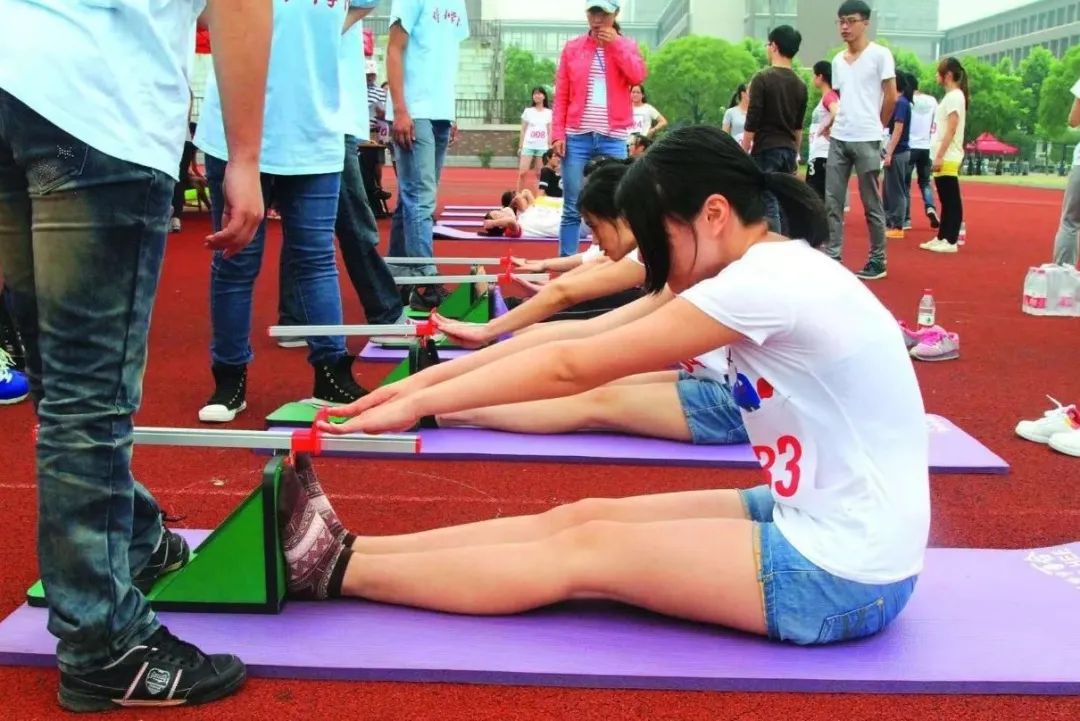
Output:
[278,464,352,600]
[294,453,352,544]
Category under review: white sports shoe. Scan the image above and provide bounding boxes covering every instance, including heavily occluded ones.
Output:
[1015,397,1080,444]
[1049,429,1080,457]
[920,238,958,253]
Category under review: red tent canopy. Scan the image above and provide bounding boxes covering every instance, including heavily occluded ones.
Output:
[965,132,1019,156]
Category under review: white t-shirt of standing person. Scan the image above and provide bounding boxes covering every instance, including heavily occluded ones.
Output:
[521,107,553,152]
[632,103,660,137]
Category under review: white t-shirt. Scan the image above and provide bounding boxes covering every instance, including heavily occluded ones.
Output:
[908,93,937,151]
[680,241,930,584]
[631,103,660,137]
[521,107,553,150]
[198,0,378,175]
[723,106,747,144]
[385,0,469,122]
[808,91,839,161]
[1072,79,1080,166]
[930,88,966,164]
[517,203,562,238]
[0,0,204,180]
[581,244,606,263]
[831,43,896,143]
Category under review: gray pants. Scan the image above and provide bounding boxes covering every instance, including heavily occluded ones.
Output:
[824,139,887,265]
[1053,165,1080,266]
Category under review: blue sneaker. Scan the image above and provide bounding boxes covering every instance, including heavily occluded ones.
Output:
[0,349,29,405]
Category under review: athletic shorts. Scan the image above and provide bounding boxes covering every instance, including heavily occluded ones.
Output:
[675,372,748,445]
[738,485,918,645]
[521,148,546,157]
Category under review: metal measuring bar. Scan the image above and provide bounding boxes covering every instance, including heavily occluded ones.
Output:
[393,273,548,285]
[384,257,506,265]
[267,323,427,338]
[132,426,419,454]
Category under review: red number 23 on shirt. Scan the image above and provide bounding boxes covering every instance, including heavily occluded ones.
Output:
[753,435,803,497]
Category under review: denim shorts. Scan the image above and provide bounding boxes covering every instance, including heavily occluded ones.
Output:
[675,372,748,445]
[739,485,918,645]
[521,148,546,157]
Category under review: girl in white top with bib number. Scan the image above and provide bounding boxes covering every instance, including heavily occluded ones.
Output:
[518,87,553,193]
[287,126,929,646]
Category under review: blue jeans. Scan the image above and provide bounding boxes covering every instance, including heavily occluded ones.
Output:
[675,372,748,445]
[905,148,936,224]
[560,133,628,257]
[282,136,403,327]
[752,147,798,234]
[0,90,166,673]
[739,485,918,645]
[884,150,911,230]
[205,155,346,366]
[388,119,451,277]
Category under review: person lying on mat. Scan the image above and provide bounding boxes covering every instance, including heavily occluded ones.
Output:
[280,125,928,647]
[481,191,564,239]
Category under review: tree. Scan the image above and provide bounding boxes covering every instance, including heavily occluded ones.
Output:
[1038,44,1080,139]
[648,36,760,126]
[961,55,1026,143]
[1020,46,1056,133]
[739,37,768,71]
[501,46,556,124]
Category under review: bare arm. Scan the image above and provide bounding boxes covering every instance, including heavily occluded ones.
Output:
[884,121,904,161]
[1070,97,1080,129]
[820,96,840,138]
[879,77,898,129]
[650,111,668,136]
[387,23,413,147]
[519,120,528,151]
[203,0,271,254]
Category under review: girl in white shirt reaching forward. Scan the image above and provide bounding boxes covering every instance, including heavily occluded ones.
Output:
[518,87,553,192]
[279,126,929,646]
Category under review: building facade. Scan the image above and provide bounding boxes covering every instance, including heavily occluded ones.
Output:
[941,0,1080,65]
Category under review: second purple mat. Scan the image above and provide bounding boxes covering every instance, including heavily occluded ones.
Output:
[266,415,1008,473]
[359,344,473,362]
[0,532,1076,693]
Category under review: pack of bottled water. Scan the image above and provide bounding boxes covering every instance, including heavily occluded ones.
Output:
[1022,264,1080,316]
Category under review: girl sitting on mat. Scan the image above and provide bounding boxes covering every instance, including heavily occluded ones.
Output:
[278,126,929,645]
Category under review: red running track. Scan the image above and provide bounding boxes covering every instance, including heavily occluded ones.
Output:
[0,168,1078,720]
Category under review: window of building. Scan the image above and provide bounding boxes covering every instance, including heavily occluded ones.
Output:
[1058,7,1066,25]
[1070,5,1077,23]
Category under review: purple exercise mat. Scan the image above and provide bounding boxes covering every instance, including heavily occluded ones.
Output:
[443,205,490,211]
[441,211,487,218]
[265,415,1008,474]
[359,344,473,362]
[0,530,1076,693]
[438,219,486,228]
[434,224,590,244]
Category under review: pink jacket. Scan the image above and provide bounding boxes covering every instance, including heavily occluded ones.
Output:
[552,33,647,142]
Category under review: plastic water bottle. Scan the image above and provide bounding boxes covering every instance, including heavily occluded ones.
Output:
[958,222,967,246]
[917,289,936,328]
[1025,268,1049,314]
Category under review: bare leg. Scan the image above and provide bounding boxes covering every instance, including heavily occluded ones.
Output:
[342,518,766,635]
[437,381,690,440]
[352,488,748,554]
[516,154,532,193]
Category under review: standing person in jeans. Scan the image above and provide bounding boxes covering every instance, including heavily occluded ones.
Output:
[385,0,470,311]
[883,73,912,240]
[743,25,808,233]
[196,1,376,423]
[279,19,406,349]
[1050,75,1080,267]
[0,0,269,711]
[920,57,968,255]
[551,0,647,257]
[906,75,940,230]
[807,61,840,201]
[823,0,897,280]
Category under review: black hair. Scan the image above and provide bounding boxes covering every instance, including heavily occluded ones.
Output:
[898,71,915,103]
[615,126,828,294]
[938,56,970,108]
[631,84,648,103]
[530,86,550,109]
[768,25,802,59]
[909,73,920,92]
[584,154,625,177]
[500,190,515,208]
[812,60,832,86]
[837,0,871,19]
[579,161,631,221]
[630,133,653,150]
[728,83,748,109]
[542,150,555,164]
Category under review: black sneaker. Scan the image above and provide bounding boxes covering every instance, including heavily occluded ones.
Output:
[310,354,368,406]
[198,364,247,423]
[855,261,888,281]
[58,626,246,712]
[133,520,192,594]
[926,206,940,229]
[0,306,25,373]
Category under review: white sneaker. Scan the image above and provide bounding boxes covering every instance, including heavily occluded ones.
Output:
[1016,397,1080,443]
[276,336,307,349]
[1049,429,1080,457]
[920,238,958,253]
[170,217,182,233]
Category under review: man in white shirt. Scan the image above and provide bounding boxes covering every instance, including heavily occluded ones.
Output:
[385,0,470,312]
[823,0,897,281]
[0,0,269,711]
[1052,77,1080,266]
[907,79,940,230]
